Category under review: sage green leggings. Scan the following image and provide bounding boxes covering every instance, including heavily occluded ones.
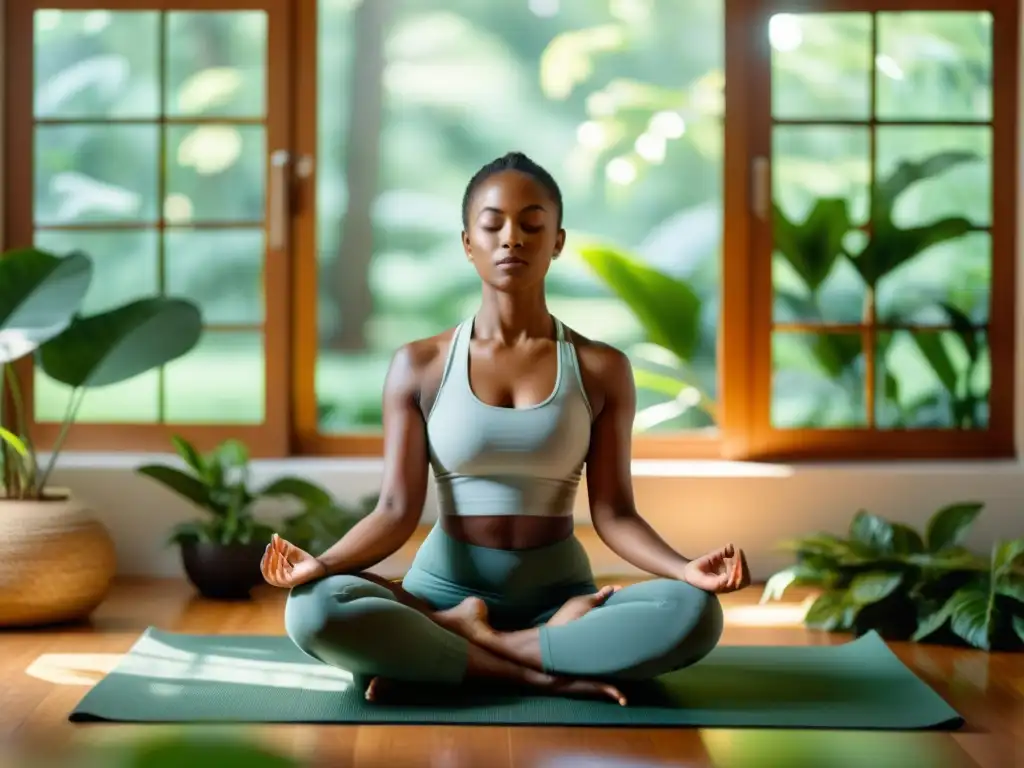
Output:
[284,524,724,684]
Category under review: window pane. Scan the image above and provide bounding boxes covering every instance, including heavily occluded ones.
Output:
[770,13,871,120]
[34,369,160,423]
[772,331,865,428]
[35,125,159,225]
[315,0,724,434]
[165,11,267,118]
[876,13,992,122]
[164,125,265,223]
[877,232,989,327]
[876,330,989,429]
[164,228,265,325]
[33,229,160,315]
[772,126,869,325]
[164,331,265,424]
[875,126,991,228]
[34,10,160,119]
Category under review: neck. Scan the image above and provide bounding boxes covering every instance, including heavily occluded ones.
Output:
[474,284,553,344]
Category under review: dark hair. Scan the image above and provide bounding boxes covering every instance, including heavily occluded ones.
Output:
[461,151,563,230]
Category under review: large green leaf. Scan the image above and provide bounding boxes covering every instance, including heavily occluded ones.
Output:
[890,523,925,555]
[258,476,334,509]
[0,248,92,363]
[851,151,979,285]
[995,575,1024,604]
[911,595,956,641]
[910,333,958,393]
[848,572,903,605]
[137,465,213,512]
[811,333,861,378]
[576,245,701,361]
[992,538,1024,578]
[926,502,984,552]
[39,297,202,388]
[804,590,850,631]
[759,561,836,604]
[778,532,874,565]
[1014,615,1024,645]
[772,198,850,292]
[873,151,979,221]
[849,510,895,554]
[945,582,993,650]
[171,435,207,477]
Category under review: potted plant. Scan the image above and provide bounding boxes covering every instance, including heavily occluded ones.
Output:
[136,435,369,599]
[0,247,202,626]
[761,501,1024,651]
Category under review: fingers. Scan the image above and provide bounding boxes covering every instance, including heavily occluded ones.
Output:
[587,585,619,606]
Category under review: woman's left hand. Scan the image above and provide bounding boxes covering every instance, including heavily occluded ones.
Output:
[681,543,750,594]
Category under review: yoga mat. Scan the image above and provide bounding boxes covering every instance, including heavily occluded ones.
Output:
[68,627,963,730]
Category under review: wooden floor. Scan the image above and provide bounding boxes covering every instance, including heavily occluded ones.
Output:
[1,537,1022,768]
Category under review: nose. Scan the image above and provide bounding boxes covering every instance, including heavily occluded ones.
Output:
[501,223,523,249]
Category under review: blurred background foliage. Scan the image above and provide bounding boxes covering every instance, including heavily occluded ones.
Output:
[28,2,992,435]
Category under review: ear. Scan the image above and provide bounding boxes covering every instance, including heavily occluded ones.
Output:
[461,230,472,260]
[553,227,567,259]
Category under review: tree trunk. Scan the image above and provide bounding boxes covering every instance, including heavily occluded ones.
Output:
[327,0,391,351]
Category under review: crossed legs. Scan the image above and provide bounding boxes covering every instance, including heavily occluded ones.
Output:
[284,572,627,703]
[285,572,723,705]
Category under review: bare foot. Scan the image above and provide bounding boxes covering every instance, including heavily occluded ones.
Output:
[365,672,627,707]
[433,597,490,639]
[364,676,392,702]
[546,585,621,627]
[538,675,628,706]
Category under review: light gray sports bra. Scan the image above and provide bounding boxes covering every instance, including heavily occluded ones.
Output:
[426,315,593,518]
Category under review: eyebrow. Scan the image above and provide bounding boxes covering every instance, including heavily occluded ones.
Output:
[477,204,547,219]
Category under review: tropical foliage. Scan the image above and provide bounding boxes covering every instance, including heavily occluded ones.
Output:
[761,502,1024,651]
[0,247,201,499]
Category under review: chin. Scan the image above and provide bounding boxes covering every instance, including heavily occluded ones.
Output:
[486,271,544,292]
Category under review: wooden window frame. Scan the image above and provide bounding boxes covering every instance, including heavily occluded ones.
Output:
[743,0,1018,461]
[3,0,295,458]
[4,0,1017,461]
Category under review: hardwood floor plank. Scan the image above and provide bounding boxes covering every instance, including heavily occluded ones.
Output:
[1,576,1018,768]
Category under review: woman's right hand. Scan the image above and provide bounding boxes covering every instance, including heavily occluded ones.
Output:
[261,533,328,588]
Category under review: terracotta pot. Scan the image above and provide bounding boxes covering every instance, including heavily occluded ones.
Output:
[180,540,267,600]
[0,490,117,626]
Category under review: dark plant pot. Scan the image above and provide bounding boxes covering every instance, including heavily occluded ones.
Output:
[179,540,267,600]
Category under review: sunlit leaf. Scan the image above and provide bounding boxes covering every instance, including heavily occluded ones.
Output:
[926,502,983,552]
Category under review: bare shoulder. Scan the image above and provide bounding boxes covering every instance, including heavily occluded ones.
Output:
[562,325,634,414]
[386,326,459,411]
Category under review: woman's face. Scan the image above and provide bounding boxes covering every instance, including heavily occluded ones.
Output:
[462,170,565,291]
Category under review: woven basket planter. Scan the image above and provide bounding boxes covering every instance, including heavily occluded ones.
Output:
[0,491,117,627]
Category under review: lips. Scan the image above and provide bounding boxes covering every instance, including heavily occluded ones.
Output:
[496,256,528,266]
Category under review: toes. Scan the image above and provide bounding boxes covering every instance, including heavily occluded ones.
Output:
[604,685,628,706]
[365,676,387,701]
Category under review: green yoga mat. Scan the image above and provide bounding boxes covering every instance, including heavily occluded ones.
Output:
[68,627,962,730]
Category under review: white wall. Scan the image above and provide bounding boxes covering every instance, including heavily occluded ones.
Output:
[32,7,1024,581]
[49,454,1024,580]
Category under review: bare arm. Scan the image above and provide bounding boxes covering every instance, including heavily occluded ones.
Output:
[583,345,692,581]
[313,344,431,575]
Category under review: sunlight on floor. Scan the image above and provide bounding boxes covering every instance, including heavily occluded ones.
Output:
[24,634,353,692]
[723,597,813,628]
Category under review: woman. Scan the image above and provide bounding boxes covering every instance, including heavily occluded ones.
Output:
[261,151,750,706]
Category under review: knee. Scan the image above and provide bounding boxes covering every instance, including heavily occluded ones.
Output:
[653,580,724,664]
[284,574,392,655]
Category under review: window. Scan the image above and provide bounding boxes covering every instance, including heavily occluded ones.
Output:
[8,0,293,455]
[4,0,1017,461]
[746,1,1015,460]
